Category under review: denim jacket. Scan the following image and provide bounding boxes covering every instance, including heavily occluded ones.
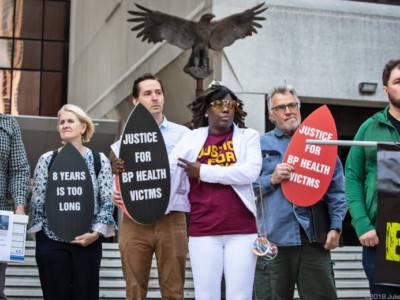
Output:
[253,127,347,246]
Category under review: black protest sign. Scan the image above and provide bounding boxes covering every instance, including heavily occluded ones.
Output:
[119,103,170,224]
[376,143,400,286]
[45,143,94,241]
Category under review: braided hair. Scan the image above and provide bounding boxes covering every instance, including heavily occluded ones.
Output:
[191,84,247,129]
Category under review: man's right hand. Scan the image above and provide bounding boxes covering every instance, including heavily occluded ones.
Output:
[270,163,294,185]
[112,158,125,174]
[359,229,379,247]
[15,204,26,215]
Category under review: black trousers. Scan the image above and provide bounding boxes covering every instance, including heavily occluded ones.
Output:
[35,230,102,300]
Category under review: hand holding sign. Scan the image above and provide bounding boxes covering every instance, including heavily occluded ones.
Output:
[282,105,337,207]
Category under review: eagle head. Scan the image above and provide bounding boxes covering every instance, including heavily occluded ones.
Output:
[199,13,215,24]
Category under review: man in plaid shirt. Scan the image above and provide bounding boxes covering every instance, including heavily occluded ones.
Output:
[0,114,30,300]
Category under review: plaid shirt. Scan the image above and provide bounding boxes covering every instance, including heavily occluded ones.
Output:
[0,114,30,211]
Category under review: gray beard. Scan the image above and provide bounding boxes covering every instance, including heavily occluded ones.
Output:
[281,119,301,136]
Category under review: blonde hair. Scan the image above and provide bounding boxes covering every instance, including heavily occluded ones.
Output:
[57,104,95,142]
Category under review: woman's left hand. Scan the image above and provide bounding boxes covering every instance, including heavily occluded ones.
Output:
[70,231,101,247]
[178,158,201,179]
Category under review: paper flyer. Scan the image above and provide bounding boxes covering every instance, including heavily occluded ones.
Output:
[0,210,29,263]
[10,214,29,262]
[0,210,14,262]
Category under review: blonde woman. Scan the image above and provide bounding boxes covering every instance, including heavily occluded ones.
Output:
[28,104,116,300]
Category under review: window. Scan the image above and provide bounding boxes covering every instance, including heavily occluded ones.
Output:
[0,0,70,116]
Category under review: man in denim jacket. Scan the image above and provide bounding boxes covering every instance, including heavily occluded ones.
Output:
[253,85,347,300]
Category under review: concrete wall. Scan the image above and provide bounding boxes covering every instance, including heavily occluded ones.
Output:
[68,0,400,134]
[213,0,400,132]
[68,0,211,124]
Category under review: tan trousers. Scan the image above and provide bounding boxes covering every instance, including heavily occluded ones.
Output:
[119,212,188,300]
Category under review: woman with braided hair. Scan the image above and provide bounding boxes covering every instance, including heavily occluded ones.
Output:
[190,83,247,129]
[169,83,262,300]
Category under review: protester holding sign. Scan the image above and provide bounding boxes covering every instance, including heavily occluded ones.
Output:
[167,83,261,299]
[253,86,347,300]
[111,73,190,300]
[0,113,30,300]
[28,104,116,300]
[345,59,400,297]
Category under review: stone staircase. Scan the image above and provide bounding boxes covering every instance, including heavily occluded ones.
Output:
[5,242,369,299]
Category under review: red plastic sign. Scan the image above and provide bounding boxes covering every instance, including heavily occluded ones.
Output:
[282,105,337,207]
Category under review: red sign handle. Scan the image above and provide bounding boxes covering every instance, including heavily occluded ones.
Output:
[114,176,133,220]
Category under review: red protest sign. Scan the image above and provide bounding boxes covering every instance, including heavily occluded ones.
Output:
[282,105,337,207]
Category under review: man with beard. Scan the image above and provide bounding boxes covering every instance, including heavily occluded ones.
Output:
[253,86,347,300]
[345,59,400,298]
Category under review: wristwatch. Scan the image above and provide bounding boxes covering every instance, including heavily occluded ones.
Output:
[330,228,341,234]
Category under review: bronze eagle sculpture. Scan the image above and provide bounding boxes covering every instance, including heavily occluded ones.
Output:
[127,3,268,79]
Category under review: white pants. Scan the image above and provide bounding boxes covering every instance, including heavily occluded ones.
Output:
[189,234,257,300]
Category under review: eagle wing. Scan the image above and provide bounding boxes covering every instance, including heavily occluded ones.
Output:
[209,3,268,51]
[127,4,197,50]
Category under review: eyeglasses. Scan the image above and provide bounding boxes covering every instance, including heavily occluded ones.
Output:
[209,99,238,110]
[271,102,299,113]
